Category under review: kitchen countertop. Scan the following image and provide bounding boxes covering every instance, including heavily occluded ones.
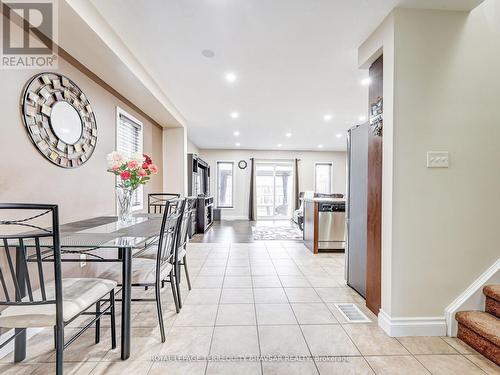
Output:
[302,197,346,203]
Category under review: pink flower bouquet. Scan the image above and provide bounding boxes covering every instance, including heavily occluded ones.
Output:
[107,151,158,190]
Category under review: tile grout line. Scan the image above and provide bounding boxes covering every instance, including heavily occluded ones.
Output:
[436,336,489,374]
[409,350,489,375]
[287,245,378,374]
[134,243,492,374]
[249,244,264,375]
[460,353,489,374]
[4,241,494,374]
[291,246,365,374]
[269,245,320,375]
[393,336,431,373]
[203,243,229,375]
[148,243,210,374]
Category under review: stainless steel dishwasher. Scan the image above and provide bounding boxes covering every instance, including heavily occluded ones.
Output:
[318,201,346,250]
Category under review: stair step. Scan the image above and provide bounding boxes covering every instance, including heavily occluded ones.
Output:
[484,285,500,303]
[457,322,500,366]
[486,296,500,318]
[456,311,500,347]
[456,311,500,364]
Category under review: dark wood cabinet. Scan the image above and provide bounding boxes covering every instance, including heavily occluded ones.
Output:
[187,153,214,234]
[196,197,213,233]
[366,55,383,316]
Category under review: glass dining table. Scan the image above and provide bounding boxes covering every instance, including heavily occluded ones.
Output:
[15,213,163,362]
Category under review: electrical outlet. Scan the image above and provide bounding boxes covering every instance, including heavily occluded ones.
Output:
[80,254,87,268]
[427,151,449,168]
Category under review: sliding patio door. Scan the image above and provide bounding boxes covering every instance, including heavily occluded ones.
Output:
[256,162,294,219]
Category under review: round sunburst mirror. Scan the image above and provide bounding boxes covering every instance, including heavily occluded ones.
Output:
[20,72,98,168]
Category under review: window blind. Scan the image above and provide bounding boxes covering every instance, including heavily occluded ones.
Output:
[117,112,143,209]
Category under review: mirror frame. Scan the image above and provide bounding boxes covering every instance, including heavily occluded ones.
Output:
[20,72,98,168]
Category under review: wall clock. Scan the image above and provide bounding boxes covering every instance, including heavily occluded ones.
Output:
[238,160,247,169]
[20,72,98,168]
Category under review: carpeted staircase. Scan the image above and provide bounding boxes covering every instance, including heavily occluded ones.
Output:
[455,284,500,366]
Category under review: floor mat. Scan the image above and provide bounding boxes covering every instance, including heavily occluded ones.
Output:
[253,226,303,240]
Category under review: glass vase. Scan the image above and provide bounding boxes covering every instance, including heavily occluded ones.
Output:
[117,187,134,223]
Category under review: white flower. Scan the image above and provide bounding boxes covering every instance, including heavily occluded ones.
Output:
[107,151,124,168]
[130,152,145,164]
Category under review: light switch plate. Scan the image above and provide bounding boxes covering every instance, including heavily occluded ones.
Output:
[80,253,87,268]
[427,151,449,168]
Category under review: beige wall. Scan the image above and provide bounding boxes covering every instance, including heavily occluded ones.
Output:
[0,21,164,334]
[162,127,187,196]
[360,1,500,322]
[390,4,500,318]
[0,60,163,224]
[198,149,346,219]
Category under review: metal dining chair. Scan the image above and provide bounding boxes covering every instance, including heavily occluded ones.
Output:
[136,198,194,309]
[0,203,117,375]
[173,197,196,308]
[100,201,182,342]
[148,193,181,214]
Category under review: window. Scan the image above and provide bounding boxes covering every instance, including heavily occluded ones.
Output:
[217,161,234,208]
[315,162,333,194]
[116,107,144,210]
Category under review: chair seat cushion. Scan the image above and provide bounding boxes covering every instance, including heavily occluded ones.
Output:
[99,258,173,285]
[0,278,117,328]
[135,244,186,262]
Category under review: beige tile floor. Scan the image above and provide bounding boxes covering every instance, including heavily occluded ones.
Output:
[0,241,498,374]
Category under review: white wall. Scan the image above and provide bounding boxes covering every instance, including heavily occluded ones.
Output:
[360,0,500,330]
[187,138,200,154]
[199,149,346,219]
[163,127,187,196]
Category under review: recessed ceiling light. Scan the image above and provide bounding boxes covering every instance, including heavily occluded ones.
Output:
[358,115,367,122]
[285,132,292,137]
[323,114,333,121]
[361,77,371,86]
[277,143,282,147]
[233,131,240,137]
[336,133,343,138]
[318,144,324,149]
[201,49,215,58]
[235,142,241,147]
[225,72,237,83]
[230,111,240,119]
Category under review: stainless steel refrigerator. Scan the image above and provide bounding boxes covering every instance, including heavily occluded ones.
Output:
[346,124,369,298]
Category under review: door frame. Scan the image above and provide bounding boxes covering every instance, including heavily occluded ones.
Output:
[255,161,294,220]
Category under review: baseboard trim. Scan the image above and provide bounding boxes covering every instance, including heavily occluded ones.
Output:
[0,327,45,360]
[378,309,447,337]
[444,258,500,337]
[220,216,249,221]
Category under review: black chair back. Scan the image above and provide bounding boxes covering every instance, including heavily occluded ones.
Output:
[148,193,181,214]
[0,204,63,325]
[176,198,195,252]
[155,199,183,279]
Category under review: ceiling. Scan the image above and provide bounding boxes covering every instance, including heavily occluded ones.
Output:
[89,0,483,151]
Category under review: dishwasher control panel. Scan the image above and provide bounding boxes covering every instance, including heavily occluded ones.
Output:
[318,202,345,212]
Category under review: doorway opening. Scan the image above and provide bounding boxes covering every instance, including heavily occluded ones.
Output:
[255,162,294,220]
